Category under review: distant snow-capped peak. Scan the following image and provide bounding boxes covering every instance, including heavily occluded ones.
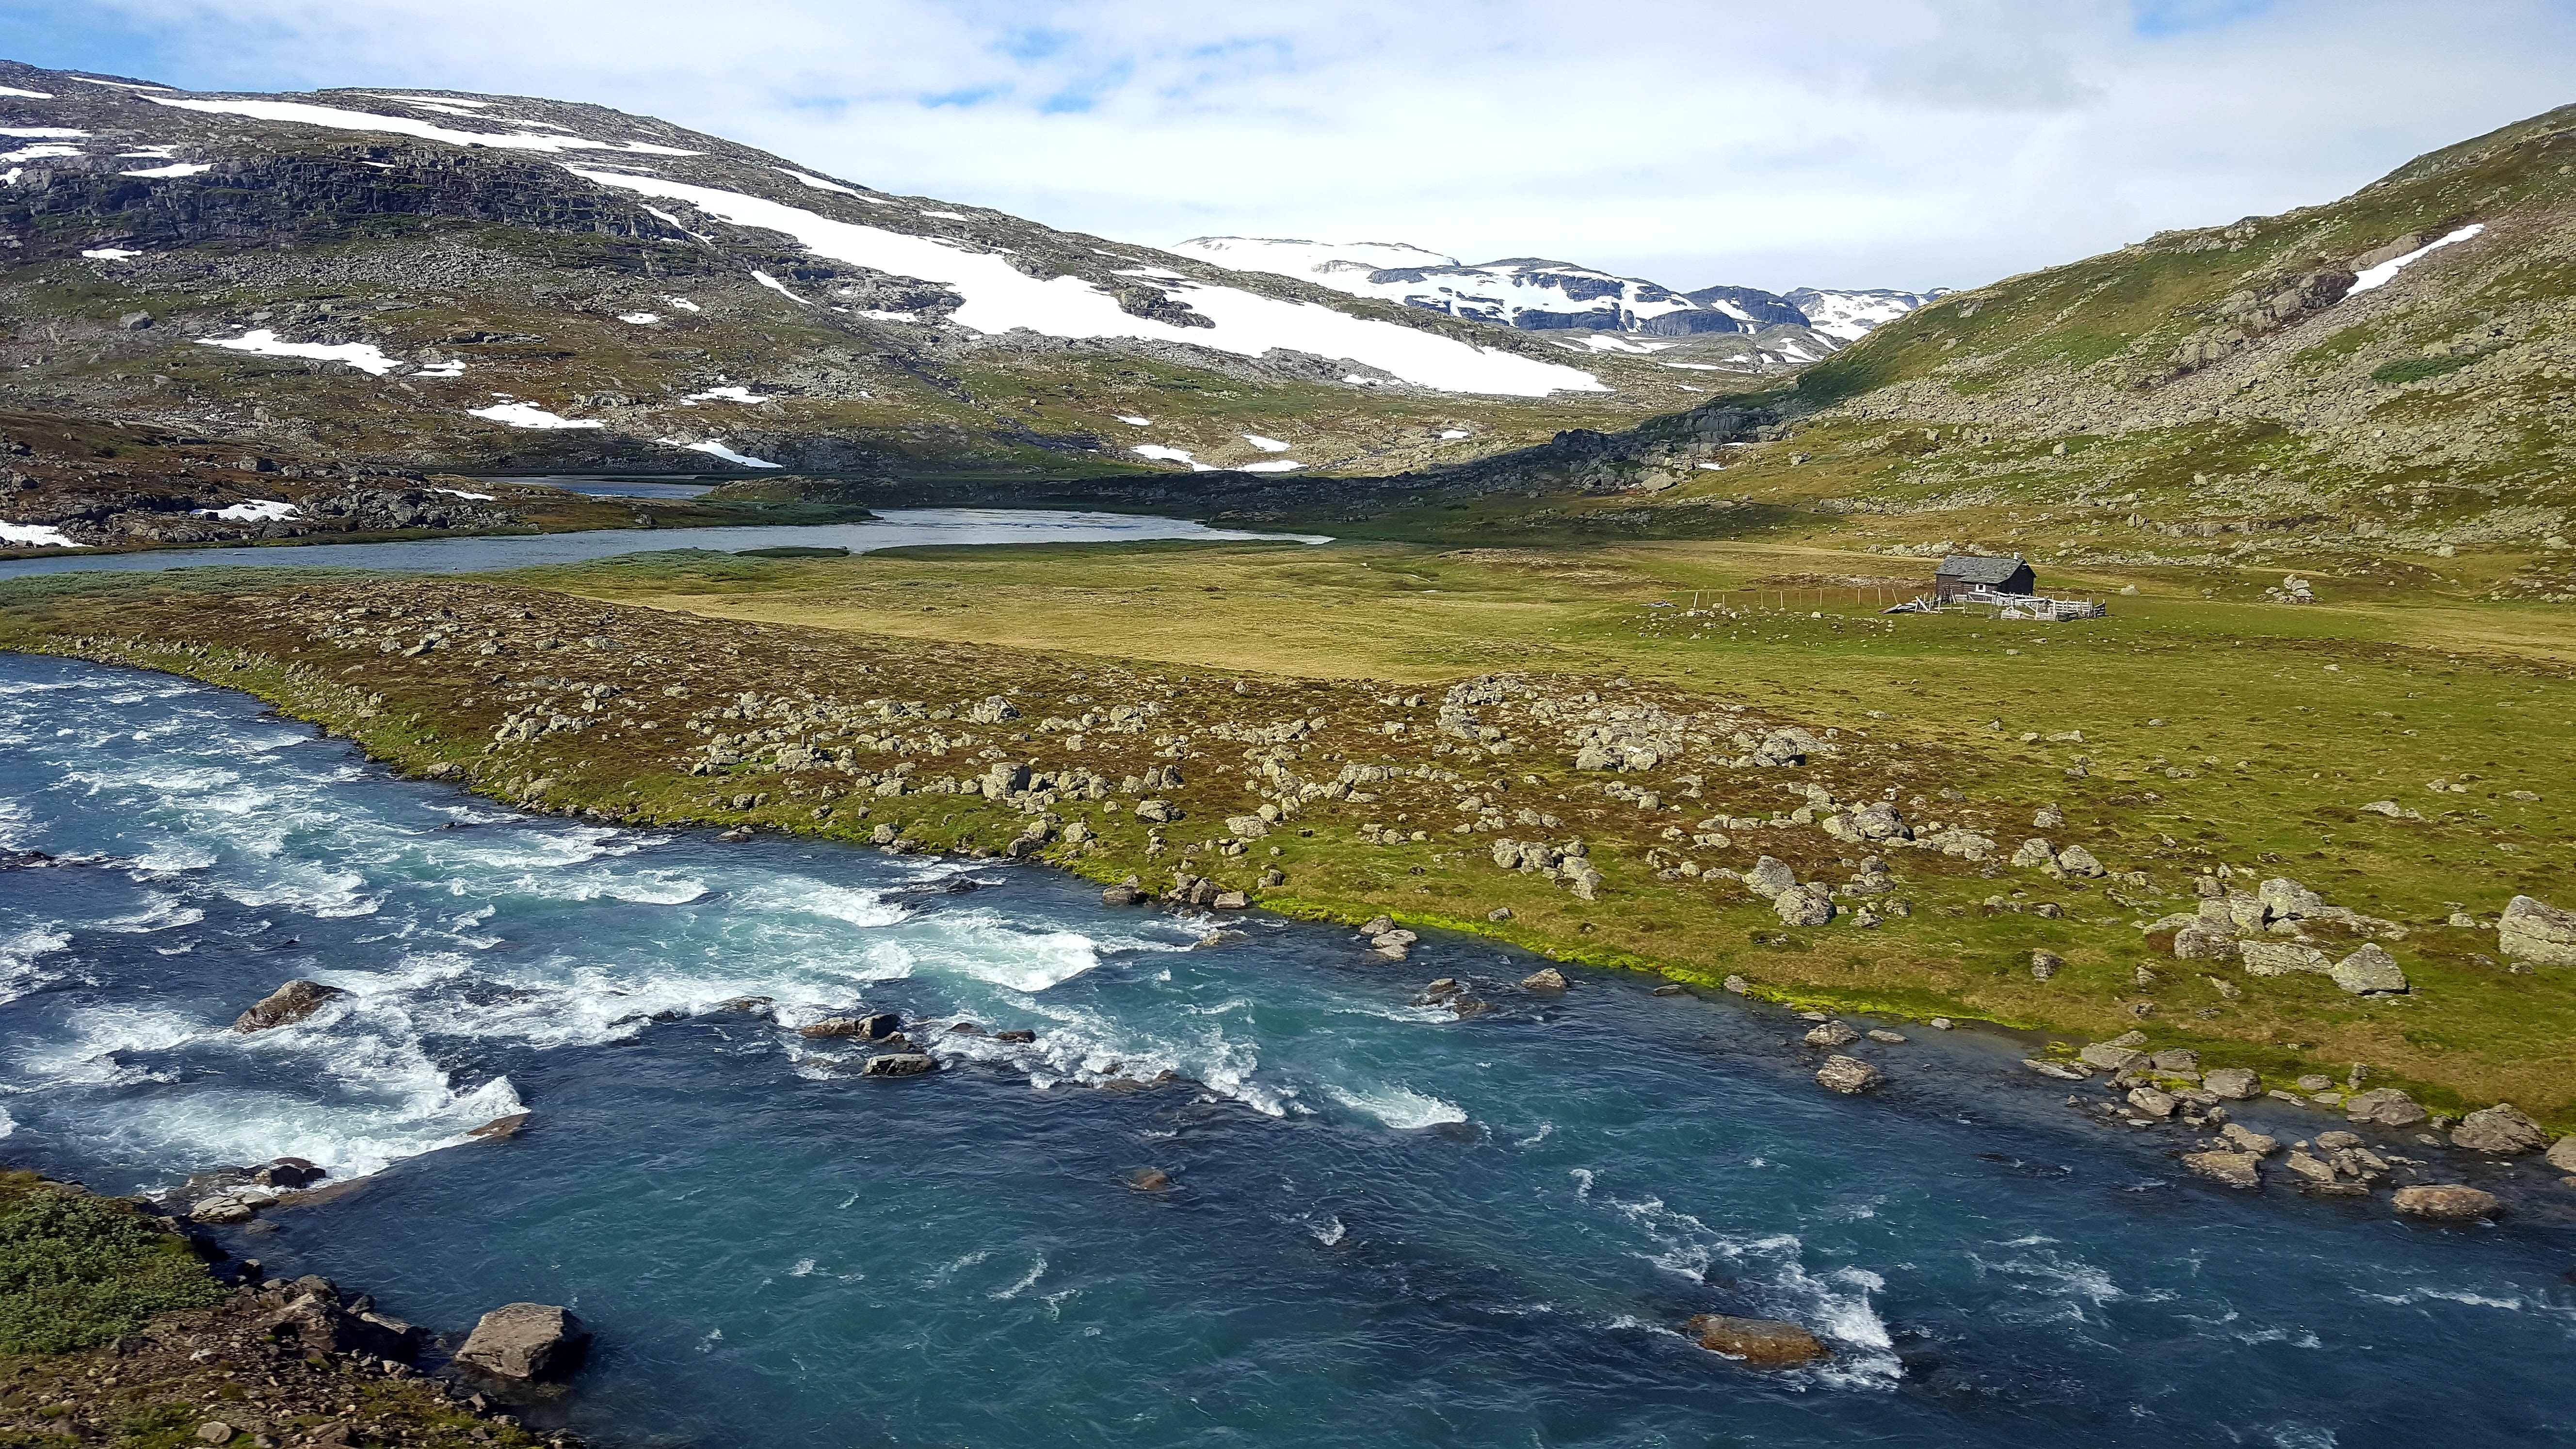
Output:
[1172,236,1938,342]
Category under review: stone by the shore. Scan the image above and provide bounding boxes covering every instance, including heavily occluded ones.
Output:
[455,1303,589,1382]
[2221,1123,2279,1156]
[2202,1067,2260,1100]
[2079,1043,2144,1071]
[2451,1103,2546,1154]
[2392,1185,2501,1222]
[2543,1135,2576,1173]
[2183,1150,2262,1189]
[1682,1313,1830,1367]
[2344,1087,2428,1128]
[1816,1055,1884,1095]
[232,979,346,1033]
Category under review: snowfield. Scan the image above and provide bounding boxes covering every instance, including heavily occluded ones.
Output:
[0,522,84,548]
[469,402,602,429]
[194,499,299,522]
[198,330,402,375]
[2350,224,2484,295]
[665,438,781,468]
[120,161,215,177]
[566,170,1602,397]
[143,96,701,157]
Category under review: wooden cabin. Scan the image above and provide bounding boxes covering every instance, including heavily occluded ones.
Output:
[1934,554,2034,601]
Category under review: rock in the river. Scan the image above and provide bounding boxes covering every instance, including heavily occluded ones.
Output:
[1682,1313,1830,1367]
[2344,1087,2428,1128]
[1815,1055,1884,1095]
[1803,1020,1862,1049]
[1101,880,1147,906]
[2392,1185,2501,1222]
[2024,1059,2088,1081]
[2183,1150,2262,1189]
[2127,1086,2179,1118]
[2451,1103,2546,1154]
[1521,968,1569,991]
[2330,943,2409,995]
[232,980,347,1033]
[860,1052,937,1078]
[2202,1067,2261,1100]
[455,1303,589,1382]
[2498,895,2576,967]
[2221,1122,2279,1156]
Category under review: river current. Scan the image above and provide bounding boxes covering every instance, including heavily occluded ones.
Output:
[1,652,2570,1447]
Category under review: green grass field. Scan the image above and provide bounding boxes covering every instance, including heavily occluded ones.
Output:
[4,521,2567,1127]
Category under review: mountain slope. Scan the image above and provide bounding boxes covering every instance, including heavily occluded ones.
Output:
[0,61,1760,547]
[1413,101,2576,585]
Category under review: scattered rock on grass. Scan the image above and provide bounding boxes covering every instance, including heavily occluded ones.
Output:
[2498,895,2576,967]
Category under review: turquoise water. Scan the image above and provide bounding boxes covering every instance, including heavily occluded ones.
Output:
[0,507,1328,579]
[2,652,2572,1447]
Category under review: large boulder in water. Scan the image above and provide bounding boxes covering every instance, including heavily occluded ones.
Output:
[1682,1313,1829,1367]
[455,1303,589,1381]
[1815,1055,1884,1095]
[233,980,346,1032]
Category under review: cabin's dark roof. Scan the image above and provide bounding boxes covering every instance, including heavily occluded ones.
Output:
[1934,555,2031,585]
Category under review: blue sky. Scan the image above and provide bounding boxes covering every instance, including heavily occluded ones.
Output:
[4,0,2571,292]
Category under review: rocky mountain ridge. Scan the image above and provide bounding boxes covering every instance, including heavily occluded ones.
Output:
[0,59,1776,546]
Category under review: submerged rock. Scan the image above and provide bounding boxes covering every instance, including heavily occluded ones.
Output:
[455,1303,589,1382]
[860,1052,937,1078]
[233,979,347,1033]
[1682,1313,1830,1367]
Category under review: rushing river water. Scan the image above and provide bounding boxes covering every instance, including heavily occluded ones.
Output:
[2,652,2573,1448]
[0,507,1329,580]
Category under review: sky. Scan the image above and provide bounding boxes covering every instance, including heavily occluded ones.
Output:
[4,0,2572,294]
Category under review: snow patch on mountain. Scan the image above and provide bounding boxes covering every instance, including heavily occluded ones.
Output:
[1784,288,1946,342]
[142,95,701,157]
[569,172,1602,397]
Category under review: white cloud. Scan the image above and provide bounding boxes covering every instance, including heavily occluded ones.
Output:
[41,0,2576,292]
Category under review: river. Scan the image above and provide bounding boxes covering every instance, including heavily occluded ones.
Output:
[0,508,1330,580]
[1,653,2570,1447]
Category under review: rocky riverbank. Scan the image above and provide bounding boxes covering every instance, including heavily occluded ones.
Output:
[0,1171,584,1449]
